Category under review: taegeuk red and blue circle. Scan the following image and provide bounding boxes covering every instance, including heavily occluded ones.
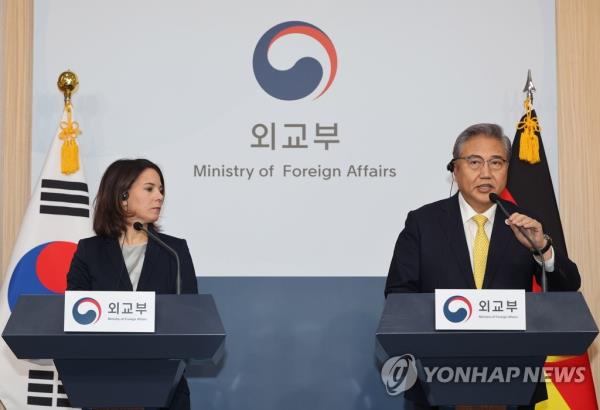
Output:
[7,241,77,311]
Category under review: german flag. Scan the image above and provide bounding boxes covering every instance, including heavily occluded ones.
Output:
[501,98,597,410]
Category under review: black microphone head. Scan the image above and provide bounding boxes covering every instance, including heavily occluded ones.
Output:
[133,222,144,231]
[489,193,500,203]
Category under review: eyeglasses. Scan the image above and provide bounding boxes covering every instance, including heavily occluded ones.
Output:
[454,155,508,171]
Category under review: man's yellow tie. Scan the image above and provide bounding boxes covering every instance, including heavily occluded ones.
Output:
[472,214,489,289]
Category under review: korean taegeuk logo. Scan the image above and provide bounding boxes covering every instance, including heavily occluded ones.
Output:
[252,21,338,101]
[72,297,102,325]
[7,241,77,311]
[443,295,473,323]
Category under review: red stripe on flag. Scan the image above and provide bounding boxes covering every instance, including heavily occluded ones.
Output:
[545,353,598,409]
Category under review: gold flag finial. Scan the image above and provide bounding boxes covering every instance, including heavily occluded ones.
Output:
[57,70,82,174]
[57,70,79,104]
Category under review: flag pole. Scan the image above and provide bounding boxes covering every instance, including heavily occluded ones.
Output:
[57,70,78,105]
[519,70,547,292]
[56,71,82,175]
[522,68,536,105]
[517,70,541,165]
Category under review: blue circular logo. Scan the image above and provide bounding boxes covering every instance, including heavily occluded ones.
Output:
[443,295,473,323]
[72,297,102,325]
[252,21,338,101]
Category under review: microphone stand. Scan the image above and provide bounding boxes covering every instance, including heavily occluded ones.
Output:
[134,222,181,295]
[489,194,547,293]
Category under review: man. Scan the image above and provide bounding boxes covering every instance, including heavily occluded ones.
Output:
[385,123,580,408]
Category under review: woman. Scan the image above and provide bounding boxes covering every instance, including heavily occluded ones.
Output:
[67,158,197,410]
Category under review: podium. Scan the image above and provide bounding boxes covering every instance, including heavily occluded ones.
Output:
[376,292,598,406]
[2,294,226,408]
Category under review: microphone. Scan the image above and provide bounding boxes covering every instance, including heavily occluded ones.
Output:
[134,222,182,295]
[488,193,547,292]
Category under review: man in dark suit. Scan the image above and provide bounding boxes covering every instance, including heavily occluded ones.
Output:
[385,123,580,409]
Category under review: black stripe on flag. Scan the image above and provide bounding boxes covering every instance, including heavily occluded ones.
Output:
[29,370,54,380]
[57,384,66,394]
[40,205,89,218]
[27,396,52,406]
[40,192,89,205]
[28,383,52,393]
[56,398,72,407]
[27,370,56,407]
[41,179,88,192]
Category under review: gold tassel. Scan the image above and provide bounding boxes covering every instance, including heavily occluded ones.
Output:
[517,96,541,164]
[58,102,82,174]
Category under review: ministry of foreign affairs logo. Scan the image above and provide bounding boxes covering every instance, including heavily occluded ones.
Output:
[252,21,338,101]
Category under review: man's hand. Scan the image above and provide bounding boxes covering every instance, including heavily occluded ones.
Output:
[505,212,552,260]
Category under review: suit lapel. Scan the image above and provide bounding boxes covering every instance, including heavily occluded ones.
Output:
[482,206,512,288]
[104,237,133,291]
[440,195,476,288]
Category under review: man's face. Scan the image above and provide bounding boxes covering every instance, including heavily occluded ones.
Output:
[454,134,508,213]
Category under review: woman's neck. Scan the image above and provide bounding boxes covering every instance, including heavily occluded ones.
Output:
[120,224,148,246]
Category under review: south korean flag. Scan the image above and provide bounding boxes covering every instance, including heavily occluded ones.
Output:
[0,104,93,409]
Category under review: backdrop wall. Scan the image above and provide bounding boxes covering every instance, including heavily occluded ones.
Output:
[31,0,558,278]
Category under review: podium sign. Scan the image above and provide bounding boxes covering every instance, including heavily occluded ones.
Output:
[3,294,225,407]
[64,291,156,332]
[435,289,526,331]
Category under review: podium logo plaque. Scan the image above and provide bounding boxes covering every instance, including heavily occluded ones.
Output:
[435,289,526,331]
[64,291,156,333]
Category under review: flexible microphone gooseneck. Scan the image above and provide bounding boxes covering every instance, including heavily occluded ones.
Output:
[133,222,182,295]
[488,193,547,292]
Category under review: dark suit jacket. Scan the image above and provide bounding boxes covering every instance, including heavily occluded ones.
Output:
[67,230,198,294]
[386,194,580,295]
[385,194,581,407]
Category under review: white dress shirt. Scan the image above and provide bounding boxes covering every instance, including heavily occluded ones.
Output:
[457,192,554,273]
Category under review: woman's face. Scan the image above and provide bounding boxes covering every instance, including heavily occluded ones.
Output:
[124,168,164,225]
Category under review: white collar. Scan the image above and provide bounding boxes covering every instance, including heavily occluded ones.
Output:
[458,192,497,225]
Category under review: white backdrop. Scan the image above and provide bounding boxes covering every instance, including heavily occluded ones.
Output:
[32,0,558,276]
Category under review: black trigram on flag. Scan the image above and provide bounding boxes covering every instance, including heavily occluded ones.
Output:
[27,370,73,407]
[40,179,89,218]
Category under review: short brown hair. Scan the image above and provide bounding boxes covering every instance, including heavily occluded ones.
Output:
[93,158,165,238]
